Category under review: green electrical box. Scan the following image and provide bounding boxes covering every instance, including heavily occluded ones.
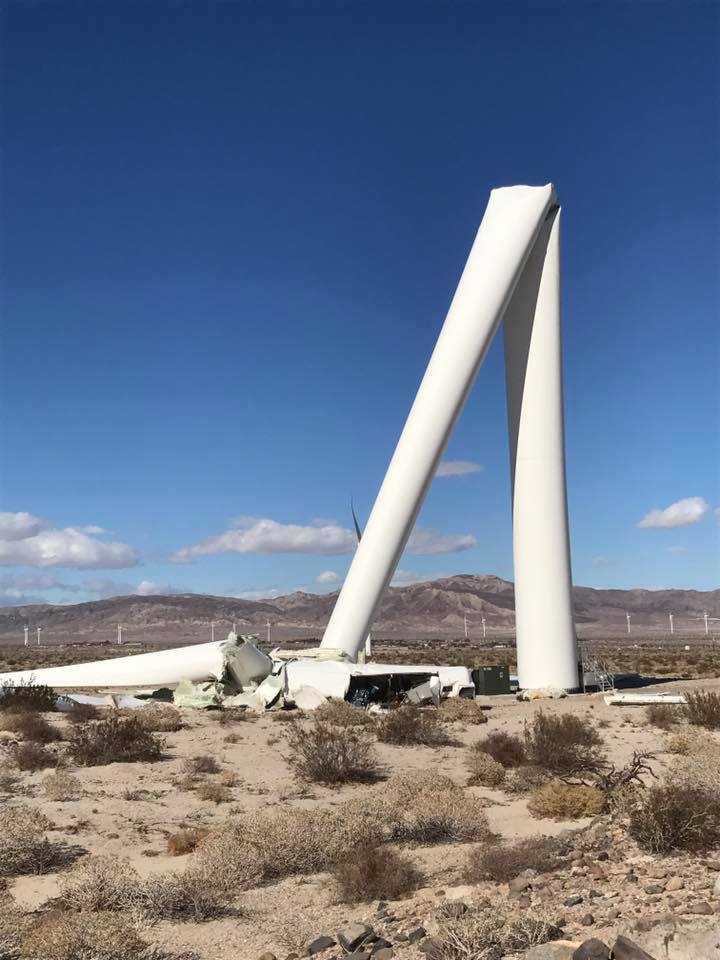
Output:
[472,665,511,696]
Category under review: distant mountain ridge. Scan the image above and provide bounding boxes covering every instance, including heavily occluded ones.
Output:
[0,574,718,645]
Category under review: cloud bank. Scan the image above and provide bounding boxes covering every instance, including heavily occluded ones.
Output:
[0,512,138,569]
[435,461,483,478]
[637,497,708,529]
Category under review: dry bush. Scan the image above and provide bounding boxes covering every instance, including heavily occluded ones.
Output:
[504,764,548,794]
[466,748,506,787]
[127,704,182,733]
[628,782,720,853]
[645,702,682,730]
[5,741,57,771]
[389,786,493,845]
[0,805,57,877]
[285,720,381,784]
[66,715,164,766]
[0,711,61,743]
[270,710,297,723]
[0,895,33,960]
[434,910,505,960]
[524,711,605,775]
[376,706,457,746]
[527,779,606,820]
[331,844,424,903]
[167,829,210,856]
[58,856,141,912]
[503,914,562,952]
[465,836,564,884]
[212,707,257,724]
[66,702,100,724]
[0,765,19,794]
[197,782,232,804]
[685,690,720,730]
[475,730,525,767]
[141,863,232,921]
[21,911,152,960]
[0,681,57,713]
[183,754,220,775]
[438,698,489,726]
[313,699,375,727]
[43,770,81,801]
[382,770,458,803]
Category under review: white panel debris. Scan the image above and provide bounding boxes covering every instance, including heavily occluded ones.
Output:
[604,692,687,706]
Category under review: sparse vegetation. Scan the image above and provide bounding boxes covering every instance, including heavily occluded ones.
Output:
[0,681,57,713]
[21,911,153,960]
[465,836,564,883]
[285,720,381,784]
[684,689,720,730]
[438,698,489,725]
[524,711,605,775]
[628,782,720,853]
[466,748,506,787]
[504,764,548,793]
[645,701,682,730]
[527,779,606,819]
[127,703,182,733]
[313,698,375,726]
[0,805,58,877]
[183,755,221,775]
[474,730,525,767]
[331,844,424,903]
[66,715,164,766]
[43,769,81,801]
[435,909,559,960]
[58,856,142,913]
[0,710,61,743]
[66,702,100,724]
[5,741,57,771]
[388,779,493,845]
[167,828,210,856]
[376,706,457,746]
[197,782,232,804]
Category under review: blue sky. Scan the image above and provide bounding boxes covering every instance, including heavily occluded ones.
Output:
[1,0,718,606]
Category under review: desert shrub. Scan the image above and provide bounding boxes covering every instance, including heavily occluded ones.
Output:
[270,710,297,723]
[0,765,19,793]
[66,702,100,724]
[434,911,505,960]
[313,699,375,727]
[0,805,57,877]
[6,741,57,771]
[21,911,152,960]
[183,754,220,775]
[475,730,525,768]
[504,764,548,794]
[167,828,210,856]
[0,681,57,713]
[212,707,257,724]
[524,711,605,775]
[141,863,231,921]
[382,770,458,803]
[685,690,720,730]
[58,856,141,912]
[285,720,381,784]
[0,895,32,960]
[376,706,457,746]
[466,836,564,884]
[527,779,606,820]
[645,701,682,730]
[0,710,61,743]
[664,729,707,755]
[197,782,232,804]
[128,704,182,733]
[331,844,424,903]
[628,782,720,853]
[438,698,489,726]
[43,770,81,801]
[66,716,163,766]
[502,914,562,952]
[390,787,493,845]
[466,748,506,787]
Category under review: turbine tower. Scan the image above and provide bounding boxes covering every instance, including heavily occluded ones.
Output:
[320,184,578,690]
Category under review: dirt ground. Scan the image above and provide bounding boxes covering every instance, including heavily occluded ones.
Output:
[3,672,719,960]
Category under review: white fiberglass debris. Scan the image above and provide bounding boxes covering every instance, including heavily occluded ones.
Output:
[604,692,686,706]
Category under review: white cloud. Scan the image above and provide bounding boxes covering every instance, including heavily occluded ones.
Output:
[80,525,106,535]
[435,461,483,478]
[390,569,449,586]
[592,555,610,566]
[665,545,688,554]
[0,512,138,569]
[82,578,184,599]
[0,512,46,541]
[232,587,284,601]
[172,516,477,561]
[316,570,341,584]
[637,497,708,529]
[406,528,477,555]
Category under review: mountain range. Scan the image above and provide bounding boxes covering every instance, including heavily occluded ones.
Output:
[0,575,718,646]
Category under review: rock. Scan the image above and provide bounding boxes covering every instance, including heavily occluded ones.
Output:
[714,876,720,899]
[664,877,684,892]
[596,852,609,861]
[580,914,594,926]
[337,926,373,952]
[370,939,392,952]
[611,935,656,960]
[258,954,277,960]
[509,875,533,894]
[443,885,475,901]
[407,928,426,944]
[372,950,393,960]
[706,860,720,871]
[525,942,582,960]
[683,900,713,914]
[565,895,584,907]
[644,885,664,895]
[345,954,371,960]
[572,939,610,960]
[307,937,336,956]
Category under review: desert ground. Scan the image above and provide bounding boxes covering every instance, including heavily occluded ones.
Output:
[1,641,720,960]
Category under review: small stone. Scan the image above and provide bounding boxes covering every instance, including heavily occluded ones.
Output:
[443,884,475,900]
[337,926,373,952]
[580,914,594,926]
[684,900,713,915]
[258,953,278,960]
[664,876,684,891]
[370,940,392,951]
[509,875,533,894]
[611,935,656,960]
[407,928,426,944]
[572,939,610,960]
[307,937,336,956]
[643,884,664,895]
[706,860,720,871]
[714,875,720,898]
[564,895,584,907]
[596,852,609,861]
[372,950,394,960]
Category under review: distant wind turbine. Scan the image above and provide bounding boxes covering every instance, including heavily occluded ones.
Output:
[23,626,28,647]
[668,612,674,635]
[691,612,720,636]
[36,626,42,646]
[463,615,468,640]
[117,624,123,645]
[481,617,487,639]
[625,612,631,634]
